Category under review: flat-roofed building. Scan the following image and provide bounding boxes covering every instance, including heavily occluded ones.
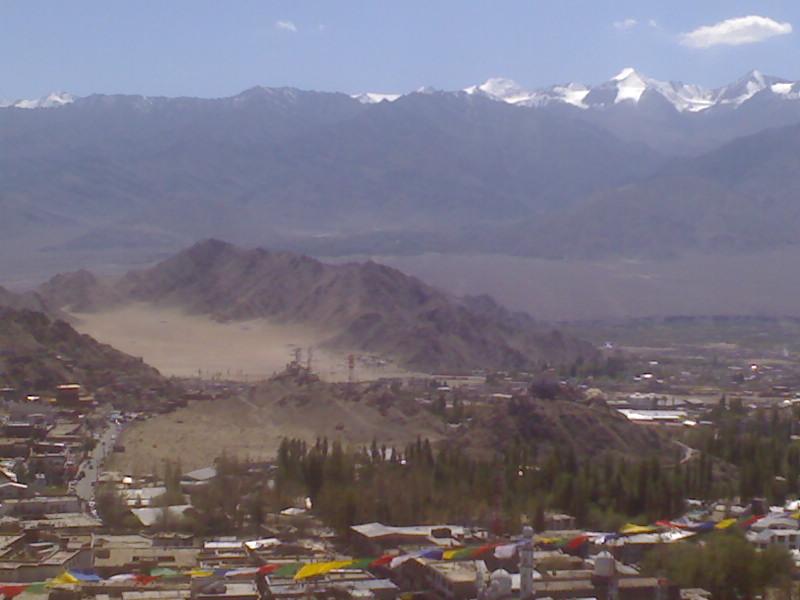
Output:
[350,523,468,556]
[93,547,200,578]
[1,495,83,517]
[0,547,91,582]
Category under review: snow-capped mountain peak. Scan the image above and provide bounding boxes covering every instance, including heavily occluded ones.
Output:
[464,78,593,109]
[351,92,401,104]
[464,77,533,104]
[598,68,714,112]
[0,91,75,109]
[611,67,642,82]
[715,69,785,107]
[458,68,800,115]
[610,67,649,103]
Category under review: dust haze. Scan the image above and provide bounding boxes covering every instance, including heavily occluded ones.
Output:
[71,304,417,382]
[355,250,800,322]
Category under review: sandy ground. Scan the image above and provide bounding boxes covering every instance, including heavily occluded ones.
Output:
[71,304,416,382]
[108,396,282,473]
[73,304,429,474]
[108,388,443,474]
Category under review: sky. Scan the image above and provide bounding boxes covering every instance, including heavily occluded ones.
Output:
[1,0,799,99]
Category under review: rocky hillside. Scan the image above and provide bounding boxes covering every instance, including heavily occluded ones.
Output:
[39,239,596,372]
[108,365,665,472]
[0,307,175,403]
[0,285,61,317]
[457,394,669,461]
[254,368,668,462]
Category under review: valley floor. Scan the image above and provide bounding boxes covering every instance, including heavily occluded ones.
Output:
[338,249,800,321]
[71,304,417,382]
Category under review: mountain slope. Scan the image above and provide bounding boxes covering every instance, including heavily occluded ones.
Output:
[0,286,58,316]
[39,240,597,372]
[3,72,800,273]
[0,307,174,403]
[497,123,800,258]
[464,69,800,155]
[0,86,660,252]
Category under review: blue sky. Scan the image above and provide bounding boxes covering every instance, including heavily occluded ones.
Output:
[1,0,798,98]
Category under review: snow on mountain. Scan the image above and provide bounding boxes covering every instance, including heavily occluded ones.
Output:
[547,83,591,108]
[648,81,716,113]
[351,92,401,104]
[770,81,800,99]
[462,68,800,114]
[2,70,799,115]
[586,68,716,112]
[611,67,649,103]
[714,70,788,107]
[464,77,534,104]
[464,78,591,109]
[463,68,714,112]
[0,92,75,109]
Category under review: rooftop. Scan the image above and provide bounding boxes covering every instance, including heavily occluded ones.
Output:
[94,547,199,569]
[182,467,216,482]
[424,559,477,584]
[22,513,102,530]
[131,505,193,528]
[92,534,154,548]
[351,522,466,539]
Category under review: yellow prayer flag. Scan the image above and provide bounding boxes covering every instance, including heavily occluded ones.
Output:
[620,523,657,535]
[294,561,353,581]
[188,570,214,578]
[536,537,559,544]
[715,518,737,530]
[47,572,79,587]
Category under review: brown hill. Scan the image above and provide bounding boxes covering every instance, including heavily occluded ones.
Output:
[0,285,62,317]
[0,307,176,405]
[36,269,121,313]
[109,366,448,473]
[109,366,665,473]
[39,239,597,372]
[456,395,669,461]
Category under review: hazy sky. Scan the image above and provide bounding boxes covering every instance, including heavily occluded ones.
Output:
[2,0,799,98]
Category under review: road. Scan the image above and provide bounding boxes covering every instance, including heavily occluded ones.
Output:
[74,422,120,504]
[675,441,699,465]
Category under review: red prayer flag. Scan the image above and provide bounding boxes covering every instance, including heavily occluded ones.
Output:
[370,555,394,568]
[0,585,28,599]
[471,544,498,558]
[564,535,589,553]
[655,520,672,528]
[258,564,279,575]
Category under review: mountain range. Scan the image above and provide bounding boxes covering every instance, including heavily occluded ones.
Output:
[460,68,798,113]
[3,68,800,290]
[11,67,800,153]
[35,239,596,372]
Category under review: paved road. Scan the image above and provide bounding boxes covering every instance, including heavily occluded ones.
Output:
[74,423,120,504]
